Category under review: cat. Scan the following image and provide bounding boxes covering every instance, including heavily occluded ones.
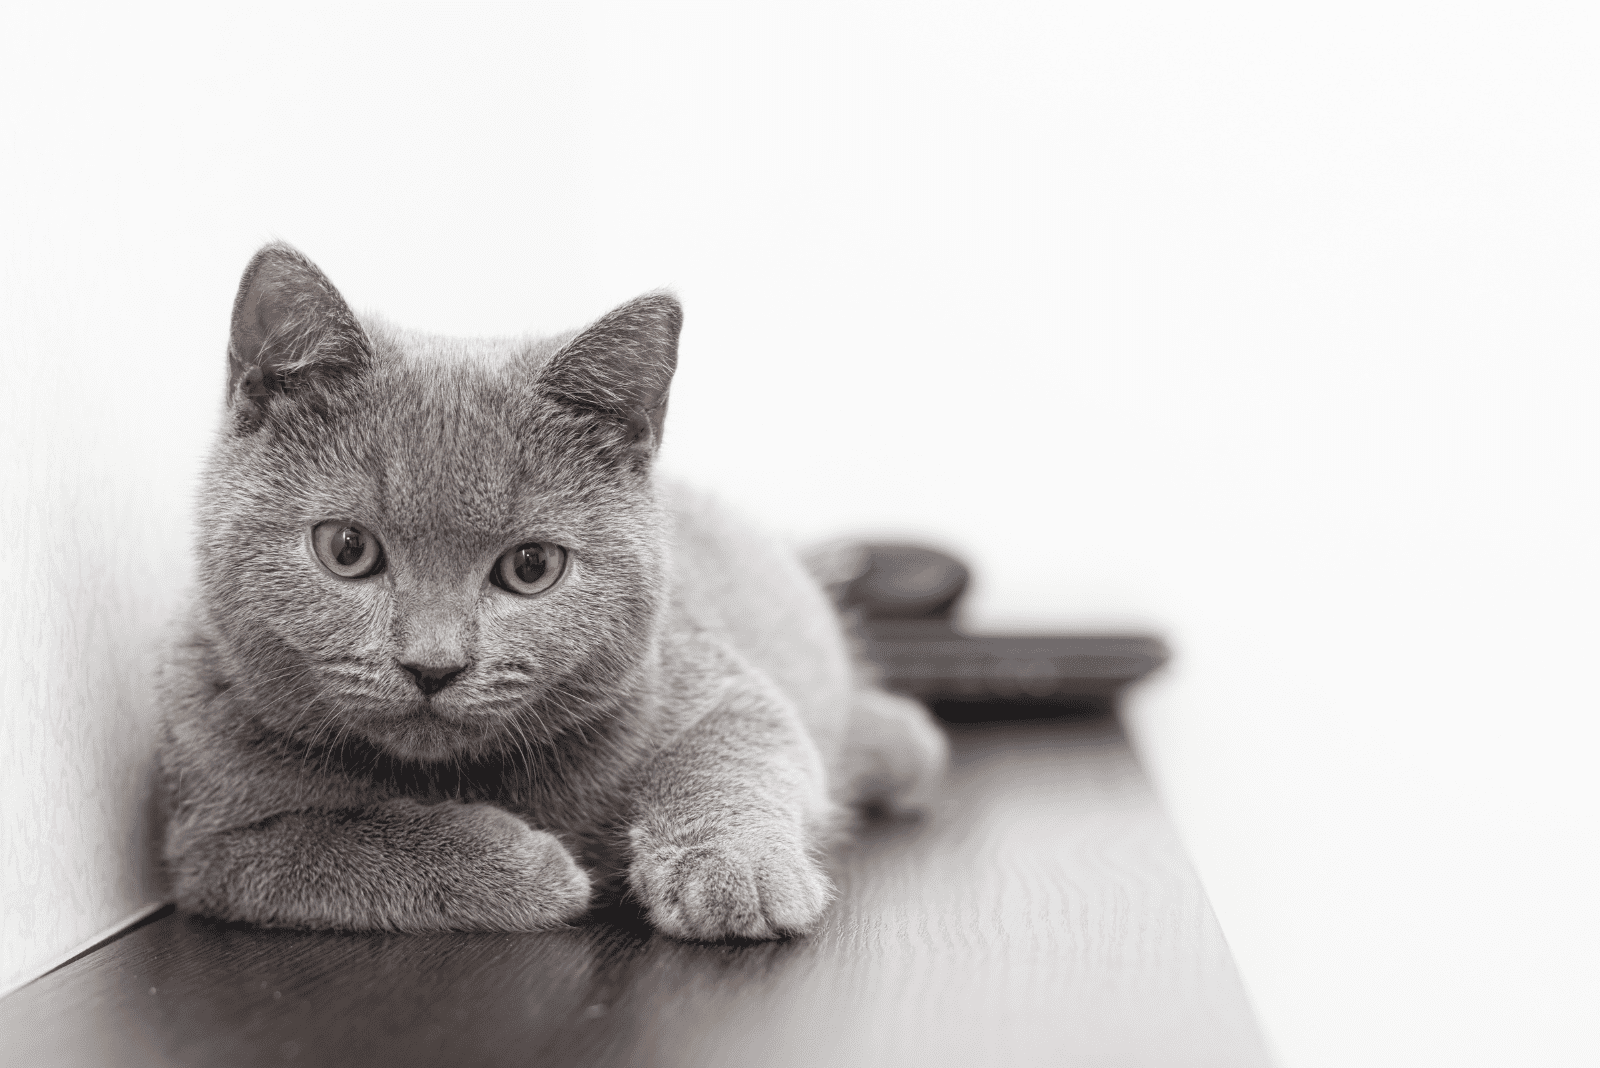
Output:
[157,243,948,941]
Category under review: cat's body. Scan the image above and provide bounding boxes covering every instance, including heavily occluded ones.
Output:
[158,246,946,941]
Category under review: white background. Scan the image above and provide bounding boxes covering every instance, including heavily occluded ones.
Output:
[2,3,1596,1064]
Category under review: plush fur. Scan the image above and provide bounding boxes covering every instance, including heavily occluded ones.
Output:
[158,243,948,941]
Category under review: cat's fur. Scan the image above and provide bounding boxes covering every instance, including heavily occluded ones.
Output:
[157,243,948,941]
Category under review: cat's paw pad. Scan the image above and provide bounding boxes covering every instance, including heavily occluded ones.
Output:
[631,837,832,942]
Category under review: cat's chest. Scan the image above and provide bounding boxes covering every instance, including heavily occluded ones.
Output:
[385,753,634,855]
[385,763,625,834]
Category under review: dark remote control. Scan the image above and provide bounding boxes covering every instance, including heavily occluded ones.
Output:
[859,619,1167,703]
[809,542,1167,709]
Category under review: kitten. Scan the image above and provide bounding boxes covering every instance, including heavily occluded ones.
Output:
[157,243,948,941]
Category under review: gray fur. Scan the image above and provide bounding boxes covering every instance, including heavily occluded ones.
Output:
[159,243,948,941]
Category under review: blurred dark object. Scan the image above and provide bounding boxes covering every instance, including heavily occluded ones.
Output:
[809,541,1168,718]
[809,541,971,620]
[862,621,1166,711]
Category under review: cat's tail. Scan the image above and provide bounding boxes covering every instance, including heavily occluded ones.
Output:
[839,684,949,816]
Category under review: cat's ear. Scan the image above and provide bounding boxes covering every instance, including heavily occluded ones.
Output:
[227,243,373,421]
[536,292,682,455]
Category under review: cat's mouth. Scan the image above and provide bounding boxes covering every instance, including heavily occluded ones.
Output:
[358,698,502,761]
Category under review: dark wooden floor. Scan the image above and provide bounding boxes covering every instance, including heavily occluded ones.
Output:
[0,717,1272,1068]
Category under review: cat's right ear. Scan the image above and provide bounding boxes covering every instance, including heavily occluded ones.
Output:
[227,243,373,427]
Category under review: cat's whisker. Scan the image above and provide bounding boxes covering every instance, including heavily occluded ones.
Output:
[506,710,541,772]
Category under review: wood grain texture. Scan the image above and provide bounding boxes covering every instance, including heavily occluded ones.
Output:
[0,717,1271,1068]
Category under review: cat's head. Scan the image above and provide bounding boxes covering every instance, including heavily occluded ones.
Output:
[198,242,680,762]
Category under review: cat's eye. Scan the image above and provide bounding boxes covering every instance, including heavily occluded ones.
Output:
[491,542,567,596]
[311,521,385,579]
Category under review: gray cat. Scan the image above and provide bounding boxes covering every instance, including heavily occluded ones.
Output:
[157,244,948,941]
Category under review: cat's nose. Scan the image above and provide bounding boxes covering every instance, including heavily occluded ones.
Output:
[399,660,469,696]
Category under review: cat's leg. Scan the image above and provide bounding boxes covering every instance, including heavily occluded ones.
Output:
[170,799,590,932]
[840,685,950,816]
[627,685,838,942]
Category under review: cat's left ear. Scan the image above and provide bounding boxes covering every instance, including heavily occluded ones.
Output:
[537,292,682,455]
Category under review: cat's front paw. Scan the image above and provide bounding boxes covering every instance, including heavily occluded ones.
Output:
[444,805,592,932]
[629,834,832,942]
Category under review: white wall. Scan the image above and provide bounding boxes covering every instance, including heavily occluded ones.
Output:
[2,3,1595,1063]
